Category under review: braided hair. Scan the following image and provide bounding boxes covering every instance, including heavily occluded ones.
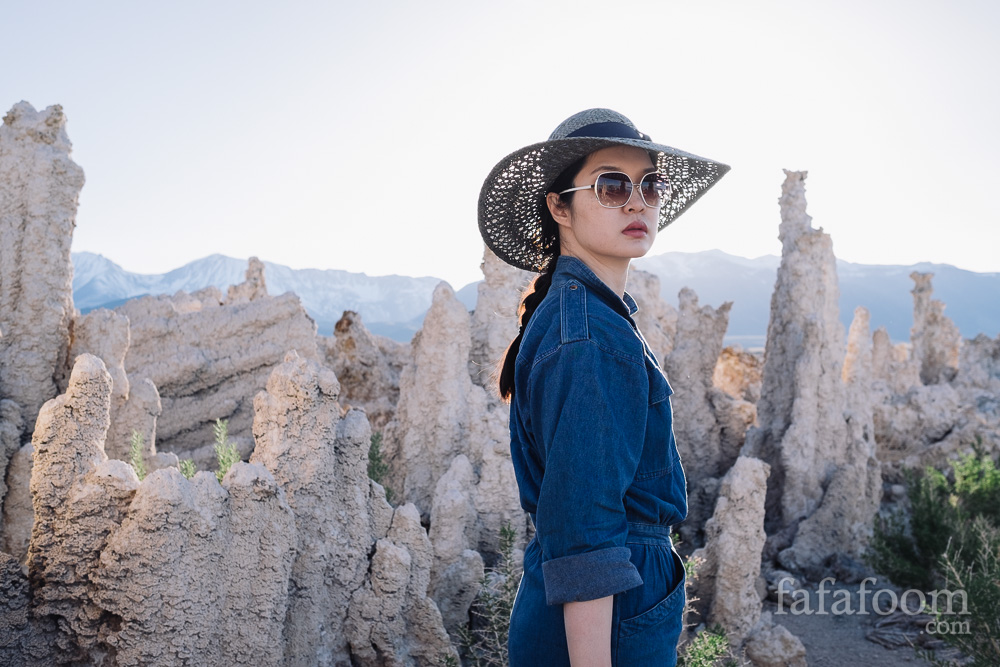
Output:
[496,155,588,402]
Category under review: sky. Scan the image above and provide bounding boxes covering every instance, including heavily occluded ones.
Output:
[4,0,999,291]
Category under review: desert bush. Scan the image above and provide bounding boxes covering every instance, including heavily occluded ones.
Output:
[129,430,147,481]
[869,443,999,590]
[951,438,1000,526]
[868,466,957,590]
[213,418,239,482]
[932,516,1000,666]
[457,522,520,667]
[179,459,197,479]
[367,430,394,504]
[867,441,1000,663]
[678,625,741,667]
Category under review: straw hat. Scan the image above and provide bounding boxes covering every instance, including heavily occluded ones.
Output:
[478,108,730,272]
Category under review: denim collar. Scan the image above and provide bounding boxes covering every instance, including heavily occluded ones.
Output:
[549,255,639,319]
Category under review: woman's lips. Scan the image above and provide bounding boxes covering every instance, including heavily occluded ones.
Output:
[622,221,648,237]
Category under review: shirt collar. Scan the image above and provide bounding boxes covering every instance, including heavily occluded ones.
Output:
[549,255,639,318]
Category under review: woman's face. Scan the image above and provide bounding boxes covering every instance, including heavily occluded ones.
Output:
[546,145,660,273]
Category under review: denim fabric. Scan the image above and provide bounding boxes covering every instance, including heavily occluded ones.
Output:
[507,255,688,666]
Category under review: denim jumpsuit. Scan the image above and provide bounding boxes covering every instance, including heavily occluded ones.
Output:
[507,255,687,666]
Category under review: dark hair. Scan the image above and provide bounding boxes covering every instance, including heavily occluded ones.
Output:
[496,155,588,402]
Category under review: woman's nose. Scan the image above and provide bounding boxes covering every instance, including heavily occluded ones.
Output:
[625,182,645,211]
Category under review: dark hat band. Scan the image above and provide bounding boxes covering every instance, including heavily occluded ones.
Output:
[564,121,650,142]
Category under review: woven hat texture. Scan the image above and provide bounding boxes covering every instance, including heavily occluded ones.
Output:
[478,108,730,272]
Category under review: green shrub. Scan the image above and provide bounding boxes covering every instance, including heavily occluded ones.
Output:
[367,431,394,504]
[866,442,1000,663]
[934,517,1000,666]
[179,459,197,479]
[951,438,1000,526]
[129,430,147,481]
[869,465,958,590]
[868,445,1000,590]
[678,625,738,667]
[457,523,520,667]
[213,418,240,482]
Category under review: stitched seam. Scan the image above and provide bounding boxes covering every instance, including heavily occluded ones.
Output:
[591,339,644,367]
[560,280,589,343]
[634,462,675,481]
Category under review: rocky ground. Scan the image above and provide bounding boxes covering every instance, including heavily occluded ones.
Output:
[763,580,964,666]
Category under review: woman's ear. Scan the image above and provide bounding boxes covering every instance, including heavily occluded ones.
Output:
[546,192,572,229]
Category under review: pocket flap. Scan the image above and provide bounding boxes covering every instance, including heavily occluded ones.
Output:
[647,362,673,405]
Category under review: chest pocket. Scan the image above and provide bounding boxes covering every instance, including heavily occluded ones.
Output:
[632,358,678,483]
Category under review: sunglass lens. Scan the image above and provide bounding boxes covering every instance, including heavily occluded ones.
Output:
[594,173,631,207]
[640,173,670,206]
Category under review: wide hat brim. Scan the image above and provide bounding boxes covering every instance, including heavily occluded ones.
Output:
[478,117,730,273]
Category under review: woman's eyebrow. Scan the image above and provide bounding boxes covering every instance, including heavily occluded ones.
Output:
[588,165,624,174]
[587,165,655,175]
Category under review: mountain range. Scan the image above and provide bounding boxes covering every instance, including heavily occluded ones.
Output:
[71,251,1000,347]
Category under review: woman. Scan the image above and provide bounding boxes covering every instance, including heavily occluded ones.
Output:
[478,108,729,666]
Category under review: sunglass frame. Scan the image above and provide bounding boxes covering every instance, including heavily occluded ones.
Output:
[558,171,671,209]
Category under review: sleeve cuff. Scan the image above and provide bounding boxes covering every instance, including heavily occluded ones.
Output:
[541,546,642,605]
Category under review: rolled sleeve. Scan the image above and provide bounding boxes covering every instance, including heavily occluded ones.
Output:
[525,339,649,604]
[541,547,641,605]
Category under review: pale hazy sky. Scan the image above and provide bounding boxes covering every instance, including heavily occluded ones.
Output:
[5,0,998,290]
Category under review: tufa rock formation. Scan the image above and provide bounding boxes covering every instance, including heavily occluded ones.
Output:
[910,271,961,385]
[0,398,23,550]
[115,259,319,462]
[64,308,133,460]
[666,288,751,548]
[713,345,764,404]
[250,349,366,664]
[0,102,84,443]
[383,282,485,516]
[251,350,456,665]
[872,273,999,478]
[92,463,297,666]
[743,171,880,576]
[627,266,677,364]
[7,346,457,665]
[744,611,808,667]
[26,354,136,662]
[226,255,268,304]
[346,503,459,666]
[1,441,32,561]
[1,549,34,663]
[871,326,920,396]
[688,456,771,646]
[743,170,848,528]
[468,245,533,389]
[321,309,408,432]
[779,307,881,576]
[384,275,527,636]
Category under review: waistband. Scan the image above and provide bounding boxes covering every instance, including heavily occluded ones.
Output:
[526,516,673,543]
[626,522,673,546]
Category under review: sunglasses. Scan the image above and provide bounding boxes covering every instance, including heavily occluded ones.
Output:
[558,171,671,209]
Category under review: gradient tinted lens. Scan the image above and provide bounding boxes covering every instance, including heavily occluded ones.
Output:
[639,173,670,206]
[594,173,632,207]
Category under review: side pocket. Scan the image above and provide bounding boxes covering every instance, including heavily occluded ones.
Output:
[615,548,686,665]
